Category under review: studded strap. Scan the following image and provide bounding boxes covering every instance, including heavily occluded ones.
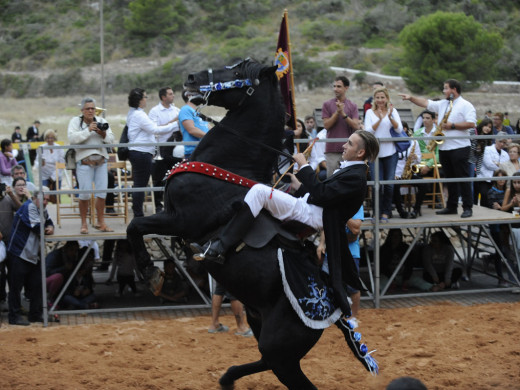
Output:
[166,161,258,189]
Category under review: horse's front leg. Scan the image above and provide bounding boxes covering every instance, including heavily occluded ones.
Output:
[127,213,178,279]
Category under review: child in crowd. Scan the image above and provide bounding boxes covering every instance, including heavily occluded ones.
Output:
[499,172,520,282]
[62,247,98,309]
[422,231,462,291]
[485,169,508,285]
[158,259,189,303]
[107,239,139,297]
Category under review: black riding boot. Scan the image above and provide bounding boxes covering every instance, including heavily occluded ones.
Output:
[191,203,255,264]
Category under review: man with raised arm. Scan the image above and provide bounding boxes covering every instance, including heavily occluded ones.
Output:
[399,79,476,218]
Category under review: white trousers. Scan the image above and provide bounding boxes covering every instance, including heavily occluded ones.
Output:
[244,184,323,230]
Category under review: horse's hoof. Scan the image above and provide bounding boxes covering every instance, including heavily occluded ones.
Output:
[219,378,234,390]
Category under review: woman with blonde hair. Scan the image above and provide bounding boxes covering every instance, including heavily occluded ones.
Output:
[500,142,520,186]
[36,129,65,194]
[364,87,404,222]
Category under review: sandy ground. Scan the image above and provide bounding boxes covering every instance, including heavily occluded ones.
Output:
[1,302,519,390]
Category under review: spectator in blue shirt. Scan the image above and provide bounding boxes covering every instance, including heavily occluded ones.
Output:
[179,90,209,159]
[7,188,54,325]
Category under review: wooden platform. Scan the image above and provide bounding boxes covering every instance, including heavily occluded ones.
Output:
[45,203,519,241]
[361,204,520,230]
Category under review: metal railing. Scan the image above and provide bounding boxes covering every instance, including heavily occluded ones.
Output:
[31,131,520,325]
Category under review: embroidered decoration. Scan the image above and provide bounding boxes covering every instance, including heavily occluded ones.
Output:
[275,48,290,80]
[298,276,336,320]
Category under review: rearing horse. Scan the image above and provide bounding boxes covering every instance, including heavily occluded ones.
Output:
[127,59,376,389]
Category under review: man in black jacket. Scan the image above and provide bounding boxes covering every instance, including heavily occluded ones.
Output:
[192,130,379,315]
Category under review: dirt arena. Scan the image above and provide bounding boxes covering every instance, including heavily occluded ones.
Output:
[1,301,519,389]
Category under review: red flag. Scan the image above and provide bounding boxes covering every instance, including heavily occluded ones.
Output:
[275,10,297,131]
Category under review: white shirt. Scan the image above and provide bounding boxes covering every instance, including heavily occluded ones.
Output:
[148,103,181,143]
[67,116,115,161]
[395,140,422,178]
[36,147,65,181]
[308,129,327,171]
[127,108,176,155]
[480,145,510,180]
[364,109,404,158]
[427,96,476,151]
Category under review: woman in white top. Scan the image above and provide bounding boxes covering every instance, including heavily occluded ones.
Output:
[36,129,65,190]
[364,87,403,222]
[68,97,115,234]
[500,142,520,186]
[126,88,177,217]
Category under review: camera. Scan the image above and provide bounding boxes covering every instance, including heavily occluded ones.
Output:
[96,122,109,131]
[0,183,6,199]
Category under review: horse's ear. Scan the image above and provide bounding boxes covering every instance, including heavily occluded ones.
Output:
[260,65,278,78]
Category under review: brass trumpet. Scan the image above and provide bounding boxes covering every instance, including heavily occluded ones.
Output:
[95,107,106,116]
[411,163,442,174]
[153,135,164,160]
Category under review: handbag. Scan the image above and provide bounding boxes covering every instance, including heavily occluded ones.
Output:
[390,127,411,153]
[117,125,129,161]
[65,148,76,169]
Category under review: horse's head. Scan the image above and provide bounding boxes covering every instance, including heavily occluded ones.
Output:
[184,58,278,110]
[184,58,284,182]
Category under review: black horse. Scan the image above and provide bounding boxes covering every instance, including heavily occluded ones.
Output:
[127,59,377,389]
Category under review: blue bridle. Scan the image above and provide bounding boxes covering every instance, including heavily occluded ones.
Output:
[199,58,258,103]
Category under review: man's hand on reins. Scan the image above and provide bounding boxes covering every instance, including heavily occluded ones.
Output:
[287,173,302,192]
[293,153,307,167]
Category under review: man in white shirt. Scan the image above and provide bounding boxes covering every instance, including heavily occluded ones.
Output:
[148,87,181,212]
[399,79,477,218]
[479,132,510,207]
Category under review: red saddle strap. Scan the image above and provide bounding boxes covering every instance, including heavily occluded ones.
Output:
[166,161,258,189]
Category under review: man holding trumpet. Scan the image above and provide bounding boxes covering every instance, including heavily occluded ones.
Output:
[399,79,476,218]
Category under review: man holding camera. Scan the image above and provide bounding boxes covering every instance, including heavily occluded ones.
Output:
[68,97,115,234]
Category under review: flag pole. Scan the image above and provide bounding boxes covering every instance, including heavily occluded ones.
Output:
[284,9,298,133]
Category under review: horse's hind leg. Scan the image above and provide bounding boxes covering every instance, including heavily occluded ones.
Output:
[258,300,322,390]
[219,360,269,390]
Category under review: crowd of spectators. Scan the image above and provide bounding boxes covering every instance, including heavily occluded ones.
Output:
[2,78,519,329]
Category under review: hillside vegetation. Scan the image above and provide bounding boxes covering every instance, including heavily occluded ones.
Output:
[0,0,519,97]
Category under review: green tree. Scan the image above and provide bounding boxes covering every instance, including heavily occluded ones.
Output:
[124,0,186,38]
[399,11,503,92]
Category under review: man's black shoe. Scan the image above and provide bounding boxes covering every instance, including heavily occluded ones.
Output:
[190,240,226,264]
[9,317,30,326]
[461,209,473,218]
[436,208,457,215]
[28,316,44,323]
